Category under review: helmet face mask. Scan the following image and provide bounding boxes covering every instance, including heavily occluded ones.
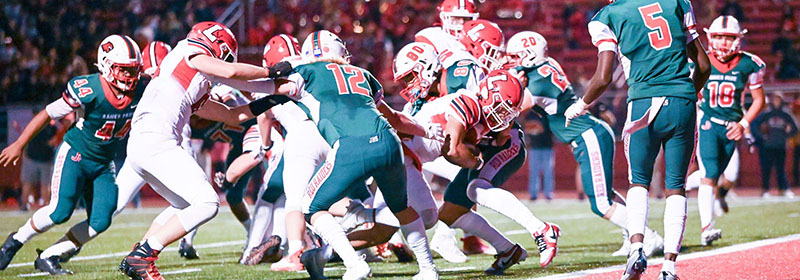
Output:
[110,63,142,91]
[705,15,746,62]
[393,43,441,102]
[397,70,430,102]
[482,95,519,132]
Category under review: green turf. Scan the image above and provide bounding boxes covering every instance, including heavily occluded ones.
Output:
[1,197,799,279]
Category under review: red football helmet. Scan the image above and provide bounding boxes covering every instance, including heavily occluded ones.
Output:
[477,69,522,132]
[460,19,505,71]
[186,22,238,63]
[438,0,479,39]
[141,41,172,77]
[262,34,301,67]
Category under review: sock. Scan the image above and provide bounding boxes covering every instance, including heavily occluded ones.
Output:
[662,260,676,274]
[313,213,360,267]
[241,219,252,232]
[685,170,702,190]
[246,199,274,253]
[389,231,404,245]
[468,179,546,233]
[14,208,56,243]
[697,184,715,231]
[288,240,303,255]
[183,229,198,246]
[451,211,514,253]
[40,238,78,259]
[145,237,165,251]
[630,241,643,251]
[663,195,687,255]
[400,218,435,271]
[607,203,628,229]
[626,187,649,238]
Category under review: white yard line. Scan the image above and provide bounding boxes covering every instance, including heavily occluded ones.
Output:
[536,233,800,280]
[440,266,476,272]
[7,240,244,268]
[161,268,202,275]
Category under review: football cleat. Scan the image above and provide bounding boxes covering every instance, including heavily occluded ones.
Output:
[0,232,23,270]
[533,222,561,267]
[620,247,647,280]
[413,267,440,280]
[430,226,468,263]
[659,271,680,280]
[241,235,282,265]
[270,248,304,271]
[700,228,722,246]
[342,257,371,280]
[119,242,163,280]
[178,239,199,259]
[643,229,664,257]
[612,230,630,257]
[300,245,331,280]
[34,249,72,275]
[389,242,415,263]
[60,246,82,263]
[462,235,496,255]
[485,244,527,275]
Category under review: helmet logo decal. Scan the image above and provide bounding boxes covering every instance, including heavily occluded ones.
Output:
[102,42,114,53]
[202,25,225,41]
[467,23,486,42]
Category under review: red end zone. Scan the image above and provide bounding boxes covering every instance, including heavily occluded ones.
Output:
[541,234,800,280]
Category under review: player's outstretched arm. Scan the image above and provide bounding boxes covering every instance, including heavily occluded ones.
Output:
[195,95,292,126]
[376,100,430,139]
[0,109,51,166]
[687,39,711,93]
[441,116,482,169]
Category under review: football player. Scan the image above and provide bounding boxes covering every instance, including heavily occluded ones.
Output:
[508,31,664,257]
[690,15,766,246]
[0,34,146,275]
[117,21,294,280]
[565,1,711,279]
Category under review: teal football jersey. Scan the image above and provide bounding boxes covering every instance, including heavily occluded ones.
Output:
[691,52,766,121]
[62,73,144,162]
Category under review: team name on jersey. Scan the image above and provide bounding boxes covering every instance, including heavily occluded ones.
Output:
[101,112,135,120]
[708,74,738,82]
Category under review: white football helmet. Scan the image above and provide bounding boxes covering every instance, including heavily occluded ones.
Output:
[96,34,142,91]
[438,0,479,39]
[301,30,350,62]
[705,15,747,61]
[506,31,548,68]
[393,42,442,102]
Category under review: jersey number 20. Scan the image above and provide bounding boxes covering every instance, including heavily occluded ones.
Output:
[326,64,370,96]
[638,3,672,51]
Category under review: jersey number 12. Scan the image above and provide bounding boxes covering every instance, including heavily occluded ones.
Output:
[326,64,371,97]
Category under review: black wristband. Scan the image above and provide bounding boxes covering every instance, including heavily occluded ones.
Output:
[248,95,292,116]
[221,180,234,191]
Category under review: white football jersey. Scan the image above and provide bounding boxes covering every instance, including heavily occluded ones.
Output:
[403,90,488,164]
[131,39,214,141]
[415,27,480,70]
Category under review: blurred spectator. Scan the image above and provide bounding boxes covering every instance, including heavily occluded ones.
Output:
[720,0,746,22]
[773,28,800,80]
[19,117,57,211]
[752,92,798,198]
[522,112,554,201]
[790,99,800,186]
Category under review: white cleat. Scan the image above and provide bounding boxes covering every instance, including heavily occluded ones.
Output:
[430,226,467,263]
[342,258,371,280]
[412,268,439,280]
[700,228,722,246]
[784,190,796,199]
[642,229,664,257]
[612,238,631,257]
[533,222,561,268]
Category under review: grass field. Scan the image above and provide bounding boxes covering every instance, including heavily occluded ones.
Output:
[1,196,799,279]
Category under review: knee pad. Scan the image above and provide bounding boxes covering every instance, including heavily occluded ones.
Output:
[176,201,219,232]
[466,178,492,202]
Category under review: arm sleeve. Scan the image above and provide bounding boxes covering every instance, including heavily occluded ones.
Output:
[588,20,619,53]
[241,125,262,153]
[679,0,699,43]
[748,55,767,89]
[445,91,482,129]
[184,40,215,69]
[204,75,276,94]
[45,98,75,119]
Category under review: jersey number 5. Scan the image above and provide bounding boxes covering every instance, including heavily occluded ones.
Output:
[638,3,672,51]
[326,64,371,96]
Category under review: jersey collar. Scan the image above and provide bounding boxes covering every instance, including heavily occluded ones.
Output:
[99,77,134,110]
[709,53,742,73]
